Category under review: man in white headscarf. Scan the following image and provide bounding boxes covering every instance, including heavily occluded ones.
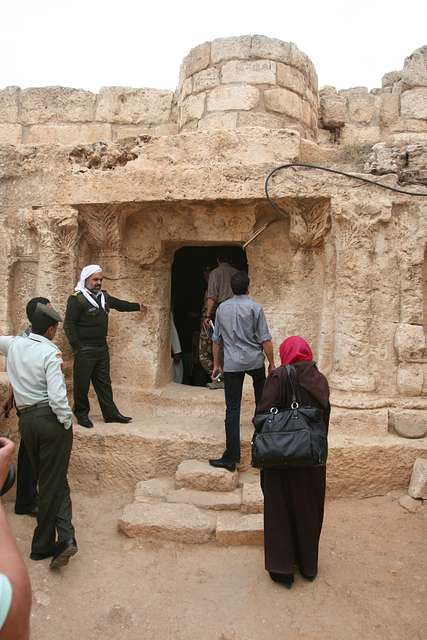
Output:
[64,265,145,428]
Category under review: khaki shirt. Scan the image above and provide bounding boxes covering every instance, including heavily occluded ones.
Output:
[0,333,73,429]
[207,263,238,304]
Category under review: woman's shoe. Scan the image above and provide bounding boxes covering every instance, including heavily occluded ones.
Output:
[269,572,294,588]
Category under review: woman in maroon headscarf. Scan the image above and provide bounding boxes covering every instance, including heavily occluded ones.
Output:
[256,336,330,588]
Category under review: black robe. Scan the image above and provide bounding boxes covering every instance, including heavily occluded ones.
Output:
[256,361,330,577]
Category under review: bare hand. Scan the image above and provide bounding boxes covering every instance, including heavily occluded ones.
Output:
[268,363,275,376]
[173,353,182,364]
[211,366,223,381]
[0,437,15,489]
[140,302,147,313]
[203,317,211,331]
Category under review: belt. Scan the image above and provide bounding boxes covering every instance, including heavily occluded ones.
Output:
[17,401,50,415]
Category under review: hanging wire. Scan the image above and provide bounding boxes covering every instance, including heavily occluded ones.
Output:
[265,162,427,218]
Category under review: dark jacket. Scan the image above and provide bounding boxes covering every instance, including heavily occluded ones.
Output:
[256,361,331,431]
[64,291,140,351]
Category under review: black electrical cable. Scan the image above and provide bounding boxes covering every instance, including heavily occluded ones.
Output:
[265,162,427,218]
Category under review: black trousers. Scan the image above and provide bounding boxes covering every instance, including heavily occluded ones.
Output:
[73,345,119,419]
[223,366,266,463]
[19,405,75,555]
[15,438,38,512]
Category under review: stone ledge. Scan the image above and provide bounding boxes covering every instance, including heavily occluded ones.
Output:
[166,487,242,510]
[118,502,216,543]
[216,513,263,545]
[175,460,239,492]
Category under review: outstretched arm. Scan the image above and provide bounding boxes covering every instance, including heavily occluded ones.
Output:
[107,294,144,313]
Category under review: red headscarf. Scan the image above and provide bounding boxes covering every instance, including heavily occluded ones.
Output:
[279,336,313,365]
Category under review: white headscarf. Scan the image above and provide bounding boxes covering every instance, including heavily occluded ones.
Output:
[75,264,106,309]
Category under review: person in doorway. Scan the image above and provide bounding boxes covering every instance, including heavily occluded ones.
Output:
[203,254,238,390]
[0,303,78,569]
[203,251,238,330]
[64,265,146,428]
[209,271,274,471]
[170,313,183,383]
[256,336,330,588]
[2,297,51,518]
[198,265,217,386]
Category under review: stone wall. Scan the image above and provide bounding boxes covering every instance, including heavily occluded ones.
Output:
[175,36,318,139]
[319,46,427,147]
[0,86,177,145]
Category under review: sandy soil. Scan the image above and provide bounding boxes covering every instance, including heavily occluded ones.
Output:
[6,491,426,640]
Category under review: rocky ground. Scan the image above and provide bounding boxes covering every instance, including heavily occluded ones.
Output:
[6,490,426,640]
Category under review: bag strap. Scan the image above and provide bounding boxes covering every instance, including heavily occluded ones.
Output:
[285,364,299,406]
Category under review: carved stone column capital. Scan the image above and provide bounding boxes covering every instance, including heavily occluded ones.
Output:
[286,198,331,248]
[30,205,79,253]
[79,204,129,254]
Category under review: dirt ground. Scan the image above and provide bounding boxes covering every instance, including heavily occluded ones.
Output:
[6,491,426,640]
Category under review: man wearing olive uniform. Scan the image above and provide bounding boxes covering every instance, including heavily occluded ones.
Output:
[64,264,145,428]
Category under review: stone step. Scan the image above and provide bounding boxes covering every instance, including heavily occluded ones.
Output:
[166,487,242,510]
[241,482,263,514]
[216,513,263,545]
[175,459,239,492]
[118,502,216,543]
[71,414,427,498]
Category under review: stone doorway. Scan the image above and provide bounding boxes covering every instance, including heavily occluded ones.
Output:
[171,245,247,386]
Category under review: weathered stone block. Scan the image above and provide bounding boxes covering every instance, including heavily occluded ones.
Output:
[277,63,306,97]
[134,478,174,502]
[221,60,276,85]
[241,482,263,513]
[211,36,252,64]
[20,87,96,124]
[408,458,427,498]
[382,71,402,88]
[216,513,263,545]
[198,112,238,131]
[175,460,239,492]
[24,123,112,145]
[320,94,348,128]
[339,87,369,97]
[394,324,425,361]
[340,124,381,146]
[348,94,377,125]
[250,35,291,65]
[192,68,220,93]
[0,87,19,122]
[237,111,284,129]
[179,78,193,101]
[207,85,260,112]
[264,87,302,119]
[398,494,422,512]
[179,93,205,127]
[389,410,427,439]
[166,487,242,510]
[118,502,216,543]
[397,365,424,396]
[401,88,427,120]
[379,94,400,127]
[365,142,406,175]
[184,42,211,77]
[96,87,173,124]
[401,47,427,90]
[0,123,22,144]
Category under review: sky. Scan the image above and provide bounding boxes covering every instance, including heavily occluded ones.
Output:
[1,0,426,92]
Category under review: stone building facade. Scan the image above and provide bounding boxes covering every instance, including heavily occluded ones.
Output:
[0,36,426,494]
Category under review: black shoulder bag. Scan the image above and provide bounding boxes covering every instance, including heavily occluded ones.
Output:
[251,364,328,469]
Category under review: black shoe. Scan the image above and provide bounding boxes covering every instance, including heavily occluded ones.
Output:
[15,504,39,517]
[269,572,294,588]
[209,458,236,472]
[30,548,56,561]
[77,416,94,428]
[300,570,316,582]
[50,538,78,569]
[104,414,132,424]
